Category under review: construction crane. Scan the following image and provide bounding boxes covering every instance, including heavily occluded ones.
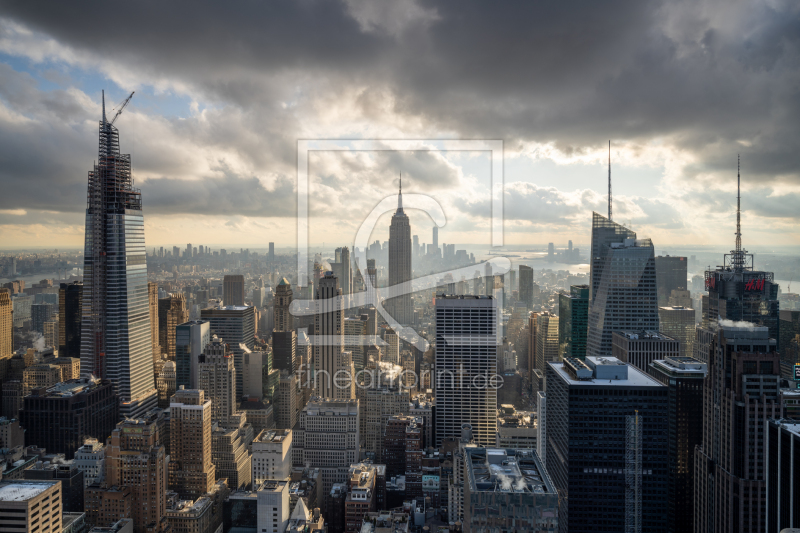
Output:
[110,91,134,125]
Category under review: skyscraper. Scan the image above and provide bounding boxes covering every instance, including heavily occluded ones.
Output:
[694,325,782,533]
[535,312,559,373]
[224,275,245,307]
[335,247,352,297]
[175,320,211,389]
[314,272,353,399]
[655,255,688,306]
[79,94,157,418]
[169,387,215,500]
[435,295,497,447]
[701,165,779,341]
[198,335,237,422]
[558,284,589,359]
[658,305,695,357]
[158,294,189,360]
[0,288,12,364]
[647,356,706,533]
[274,278,294,333]
[388,180,412,325]
[546,356,668,532]
[148,282,160,364]
[200,305,256,399]
[587,212,659,357]
[519,265,533,309]
[268,242,275,262]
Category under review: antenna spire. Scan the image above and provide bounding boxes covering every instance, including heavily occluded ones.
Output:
[397,172,403,212]
[608,140,612,221]
[735,154,741,254]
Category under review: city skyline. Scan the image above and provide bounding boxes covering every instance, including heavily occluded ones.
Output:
[0,2,798,249]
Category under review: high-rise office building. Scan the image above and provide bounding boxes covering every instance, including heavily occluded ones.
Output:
[314,272,353,399]
[694,325,782,533]
[272,330,297,376]
[200,305,256,399]
[269,242,275,262]
[388,181,413,325]
[148,282,160,364]
[655,255,688,306]
[767,418,800,531]
[0,288,12,364]
[156,360,176,408]
[275,372,298,430]
[31,303,56,334]
[546,356,668,532]
[175,320,211,389]
[658,305,695,357]
[106,416,170,533]
[158,294,189,360]
[779,309,800,379]
[211,424,252,490]
[383,327,399,365]
[19,377,118,460]
[75,438,106,488]
[435,295,497,447]
[292,398,360,497]
[198,335,237,422]
[79,97,157,418]
[169,388,215,500]
[701,168,779,341]
[648,356,706,533]
[535,311,559,373]
[432,226,438,251]
[335,247,352,297]
[558,284,589,359]
[344,316,367,373]
[274,278,294,333]
[224,275,246,307]
[358,385,410,461]
[611,330,680,374]
[252,429,293,484]
[519,265,533,309]
[587,213,659,358]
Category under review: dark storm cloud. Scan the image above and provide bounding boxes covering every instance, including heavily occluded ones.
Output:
[142,174,296,217]
[1,0,799,213]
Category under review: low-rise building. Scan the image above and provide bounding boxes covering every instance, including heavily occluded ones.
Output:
[74,439,106,488]
[0,479,62,533]
[252,429,292,484]
[495,408,536,449]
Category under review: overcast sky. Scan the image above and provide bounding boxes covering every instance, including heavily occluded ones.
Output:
[0,0,798,250]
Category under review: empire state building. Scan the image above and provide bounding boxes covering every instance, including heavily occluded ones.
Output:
[388,179,413,325]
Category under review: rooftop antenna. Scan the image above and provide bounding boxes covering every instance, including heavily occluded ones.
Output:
[735,154,741,255]
[608,140,612,221]
[398,172,403,212]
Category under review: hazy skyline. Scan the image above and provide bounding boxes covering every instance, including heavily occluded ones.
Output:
[0,0,798,249]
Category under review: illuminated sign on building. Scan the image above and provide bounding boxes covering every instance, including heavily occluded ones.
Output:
[745,278,765,292]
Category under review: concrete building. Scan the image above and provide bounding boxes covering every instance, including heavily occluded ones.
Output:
[435,295,498,447]
[22,363,62,395]
[275,371,297,430]
[223,275,245,307]
[257,480,290,533]
[658,305,695,357]
[19,377,118,460]
[211,424,251,490]
[0,288,12,364]
[463,447,558,533]
[0,480,62,533]
[611,330,680,374]
[292,398,360,499]
[197,335,236,422]
[156,360,177,409]
[546,356,668,532]
[535,312,559,374]
[495,408,537,449]
[314,272,354,400]
[23,460,84,513]
[344,316,368,374]
[273,278,294,334]
[344,463,379,533]
[148,282,160,370]
[286,500,325,533]
[252,429,293,484]
[518,265,533,309]
[106,416,170,533]
[169,388,215,500]
[74,438,106,487]
[358,386,410,462]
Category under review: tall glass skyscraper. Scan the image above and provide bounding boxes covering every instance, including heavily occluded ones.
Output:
[558,284,589,359]
[587,213,659,357]
[80,94,157,418]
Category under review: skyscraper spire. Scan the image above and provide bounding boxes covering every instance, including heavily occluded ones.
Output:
[608,140,612,221]
[735,154,741,254]
[397,172,403,212]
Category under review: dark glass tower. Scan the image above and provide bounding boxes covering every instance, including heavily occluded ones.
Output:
[558,284,589,358]
[587,213,659,357]
[79,93,157,418]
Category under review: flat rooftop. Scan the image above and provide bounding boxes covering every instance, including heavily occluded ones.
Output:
[466,448,555,495]
[651,357,707,374]
[0,480,57,501]
[551,357,664,387]
[617,330,675,341]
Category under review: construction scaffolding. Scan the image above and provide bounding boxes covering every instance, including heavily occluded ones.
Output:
[625,411,642,533]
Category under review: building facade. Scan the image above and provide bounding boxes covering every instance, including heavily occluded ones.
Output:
[558,284,589,359]
[169,388,216,500]
[387,182,413,325]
